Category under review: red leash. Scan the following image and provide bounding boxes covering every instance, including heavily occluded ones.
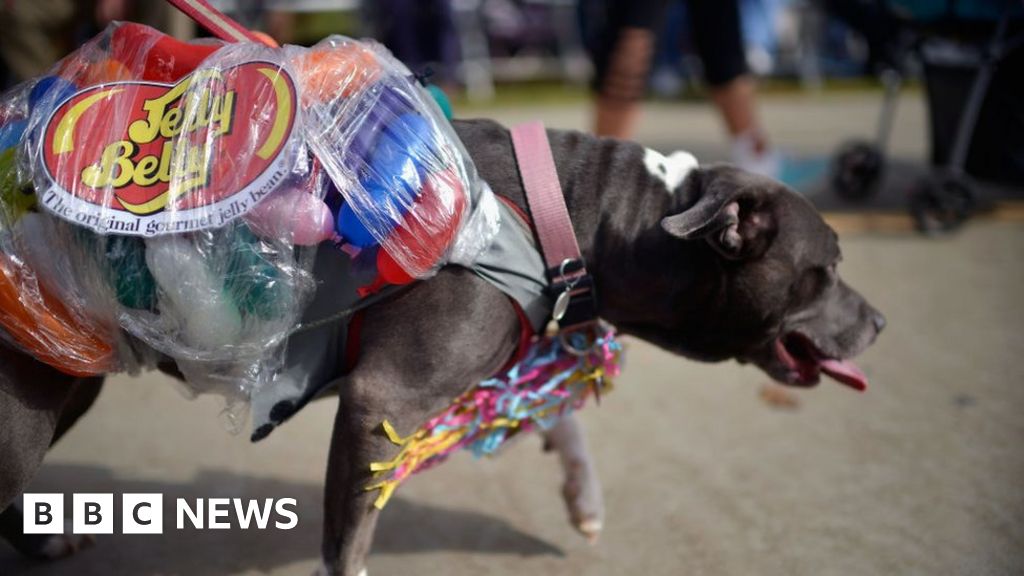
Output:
[164,0,272,45]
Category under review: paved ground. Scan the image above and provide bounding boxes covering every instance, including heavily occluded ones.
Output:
[2,92,1023,576]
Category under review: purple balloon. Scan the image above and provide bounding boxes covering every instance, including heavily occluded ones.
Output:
[343,83,418,172]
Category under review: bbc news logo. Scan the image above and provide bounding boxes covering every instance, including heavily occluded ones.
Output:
[23,494,298,534]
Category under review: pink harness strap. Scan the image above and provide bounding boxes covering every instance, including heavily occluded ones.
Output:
[165,0,270,45]
[510,122,584,277]
[510,122,597,329]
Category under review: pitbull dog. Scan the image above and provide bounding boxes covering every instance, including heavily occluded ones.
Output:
[0,119,884,574]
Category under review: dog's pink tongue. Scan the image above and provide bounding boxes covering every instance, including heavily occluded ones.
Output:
[819,358,868,391]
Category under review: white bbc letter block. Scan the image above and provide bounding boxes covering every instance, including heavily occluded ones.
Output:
[208,498,231,529]
[23,494,63,534]
[73,493,114,534]
[122,494,163,534]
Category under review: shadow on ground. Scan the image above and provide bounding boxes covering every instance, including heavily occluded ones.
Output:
[0,464,561,576]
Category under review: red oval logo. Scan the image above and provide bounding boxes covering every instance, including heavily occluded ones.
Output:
[37,61,297,236]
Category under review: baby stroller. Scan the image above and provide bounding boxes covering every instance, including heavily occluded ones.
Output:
[827,0,1024,233]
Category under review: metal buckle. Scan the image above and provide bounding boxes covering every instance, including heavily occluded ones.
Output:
[557,319,611,357]
[552,258,585,322]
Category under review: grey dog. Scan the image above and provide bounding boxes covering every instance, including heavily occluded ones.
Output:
[0,119,884,574]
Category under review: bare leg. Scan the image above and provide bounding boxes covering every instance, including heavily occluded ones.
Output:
[710,75,762,141]
[593,28,656,139]
[542,414,604,542]
[319,270,519,575]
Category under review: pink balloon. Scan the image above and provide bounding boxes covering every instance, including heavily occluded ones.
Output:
[245,185,335,246]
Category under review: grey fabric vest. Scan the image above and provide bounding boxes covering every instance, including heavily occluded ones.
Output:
[248,190,549,441]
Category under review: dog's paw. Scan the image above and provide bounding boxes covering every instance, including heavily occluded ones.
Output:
[562,460,604,544]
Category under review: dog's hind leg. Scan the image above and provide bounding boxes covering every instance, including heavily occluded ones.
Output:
[542,414,604,543]
[319,269,520,576]
[0,345,104,558]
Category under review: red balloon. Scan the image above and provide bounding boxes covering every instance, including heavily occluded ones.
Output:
[376,250,415,285]
[110,23,221,82]
[376,169,467,283]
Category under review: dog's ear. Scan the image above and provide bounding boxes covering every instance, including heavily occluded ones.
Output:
[660,165,777,260]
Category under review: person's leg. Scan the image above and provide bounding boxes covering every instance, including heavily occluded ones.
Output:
[709,75,760,140]
[588,0,669,139]
[594,28,656,138]
[689,0,778,176]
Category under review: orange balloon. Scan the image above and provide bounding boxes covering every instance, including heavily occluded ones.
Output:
[294,46,381,104]
[79,58,134,85]
[0,254,115,376]
[250,31,280,48]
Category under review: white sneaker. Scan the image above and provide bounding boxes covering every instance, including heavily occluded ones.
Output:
[732,130,781,179]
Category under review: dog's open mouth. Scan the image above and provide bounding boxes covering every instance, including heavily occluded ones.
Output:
[774,333,867,391]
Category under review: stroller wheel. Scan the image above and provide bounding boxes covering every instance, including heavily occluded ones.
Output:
[909,173,976,234]
[831,140,884,201]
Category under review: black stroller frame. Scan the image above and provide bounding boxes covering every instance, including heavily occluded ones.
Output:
[830,0,1024,233]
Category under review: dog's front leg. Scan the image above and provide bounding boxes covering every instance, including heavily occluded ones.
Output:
[318,269,520,576]
[0,345,104,559]
[543,414,604,542]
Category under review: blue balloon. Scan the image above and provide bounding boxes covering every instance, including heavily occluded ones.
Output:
[29,76,77,120]
[337,203,378,248]
[338,112,440,247]
[379,113,436,165]
[364,136,422,204]
[0,120,27,152]
[343,84,418,172]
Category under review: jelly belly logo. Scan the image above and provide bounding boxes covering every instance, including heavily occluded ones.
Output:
[37,61,297,236]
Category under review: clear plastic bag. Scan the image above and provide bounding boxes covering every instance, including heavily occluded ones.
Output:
[0,23,498,412]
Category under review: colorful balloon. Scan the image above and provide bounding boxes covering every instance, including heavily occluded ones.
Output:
[338,118,434,246]
[377,113,436,168]
[0,120,26,152]
[0,148,35,222]
[376,248,415,285]
[102,235,157,311]
[294,45,381,105]
[244,185,335,246]
[62,57,134,86]
[146,235,243,349]
[29,76,77,120]
[337,203,377,248]
[110,23,221,82]
[426,84,453,120]
[0,253,115,376]
[377,169,466,282]
[223,225,292,320]
[343,84,418,172]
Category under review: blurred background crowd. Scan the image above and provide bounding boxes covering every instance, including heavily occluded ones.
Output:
[2,0,1022,208]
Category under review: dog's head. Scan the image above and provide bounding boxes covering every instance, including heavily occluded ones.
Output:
[617,164,884,390]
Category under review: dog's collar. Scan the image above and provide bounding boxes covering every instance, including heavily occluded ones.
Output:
[510,122,599,331]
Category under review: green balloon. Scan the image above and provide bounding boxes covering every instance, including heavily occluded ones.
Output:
[105,235,157,311]
[0,148,36,223]
[223,225,291,320]
[72,226,158,311]
[426,84,453,120]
